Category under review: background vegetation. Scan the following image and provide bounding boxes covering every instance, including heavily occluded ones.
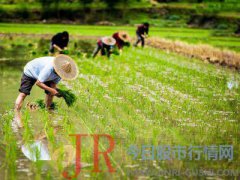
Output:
[0,0,240,34]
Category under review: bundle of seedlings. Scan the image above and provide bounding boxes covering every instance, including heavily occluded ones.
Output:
[60,49,69,55]
[124,41,130,47]
[111,47,120,55]
[56,88,77,107]
[35,99,58,110]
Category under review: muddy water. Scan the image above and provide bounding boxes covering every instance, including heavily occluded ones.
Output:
[1,36,239,179]
[0,35,102,179]
[0,36,95,112]
[0,34,104,179]
[0,36,86,112]
[0,55,43,113]
[0,41,63,179]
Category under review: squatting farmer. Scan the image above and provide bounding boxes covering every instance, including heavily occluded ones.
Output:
[134,22,150,48]
[49,31,69,54]
[112,31,131,54]
[14,55,78,127]
[92,36,116,58]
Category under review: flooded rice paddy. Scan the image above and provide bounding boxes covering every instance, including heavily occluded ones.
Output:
[0,35,240,179]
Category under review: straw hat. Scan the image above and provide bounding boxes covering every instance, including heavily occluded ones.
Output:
[118,31,130,42]
[101,36,116,46]
[53,55,78,81]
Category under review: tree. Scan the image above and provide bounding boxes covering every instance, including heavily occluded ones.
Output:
[38,0,62,18]
[104,0,118,8]
[78,0,94,8]
[38,0,62,8]
[103,0,122,8]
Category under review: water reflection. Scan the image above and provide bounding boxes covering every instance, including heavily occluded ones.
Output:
[12,124,78,179]
[22,140,51,161]
[0,40,36,113]
[21,126,75,165]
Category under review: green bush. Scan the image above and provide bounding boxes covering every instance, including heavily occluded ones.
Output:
[216,23,228,30]
[167,14,181,21]
[18,5,30,19]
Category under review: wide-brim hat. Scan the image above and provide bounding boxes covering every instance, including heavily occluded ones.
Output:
[101,36,116,46]
[118,31,130,42]
[53,55,78,81]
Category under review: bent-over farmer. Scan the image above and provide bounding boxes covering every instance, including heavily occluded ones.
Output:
[92,36,116,58]
[134,22,150,48]
[14,55,78,127]
[49,31,69,54]
[112,31,130,54]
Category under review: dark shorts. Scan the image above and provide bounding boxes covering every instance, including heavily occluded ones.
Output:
[19,73,54,95]
[136,33,144,40]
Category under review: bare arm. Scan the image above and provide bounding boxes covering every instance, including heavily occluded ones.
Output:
[35,80,58,96]
[53,44,63,51]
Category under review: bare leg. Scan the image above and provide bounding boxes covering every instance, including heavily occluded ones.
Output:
[92,44,101,58]
[45,94,54,110]
[141,36,145,47]
[134,33,141,47]
[44,82,56,110]
[119,49,123,55]
[14,93,27,127]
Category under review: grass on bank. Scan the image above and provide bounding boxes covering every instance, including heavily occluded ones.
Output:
[147,37,240,69]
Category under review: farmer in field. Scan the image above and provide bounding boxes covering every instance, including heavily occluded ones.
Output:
[134,22,150,48]
[92,36,116,58]
[112,31,130,53]
[49,31,69,54]
[14,55,78,127]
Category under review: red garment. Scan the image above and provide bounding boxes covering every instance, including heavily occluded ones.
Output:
[112,32,124,49]
[97,39,103,46]
[136,24,148,35]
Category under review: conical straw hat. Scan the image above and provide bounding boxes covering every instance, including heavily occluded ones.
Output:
[118,31,130,42]
[101,36,116,46]
[53,55,78,81]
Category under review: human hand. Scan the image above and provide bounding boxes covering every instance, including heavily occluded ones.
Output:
[50,88,59,96]
[55,88,62,97]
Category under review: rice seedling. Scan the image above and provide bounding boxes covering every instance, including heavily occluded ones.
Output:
[1,111,18,179]
[35,99,58,110]
[57,88,77,107]
[0,32,239,179]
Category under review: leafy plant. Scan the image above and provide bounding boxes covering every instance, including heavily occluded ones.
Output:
[36,99,58,110]
[60,49,69,55]
[57,88,77,107]
[111,46,120,55]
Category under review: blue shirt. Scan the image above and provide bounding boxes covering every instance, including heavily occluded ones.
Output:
[24,57,61,84]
